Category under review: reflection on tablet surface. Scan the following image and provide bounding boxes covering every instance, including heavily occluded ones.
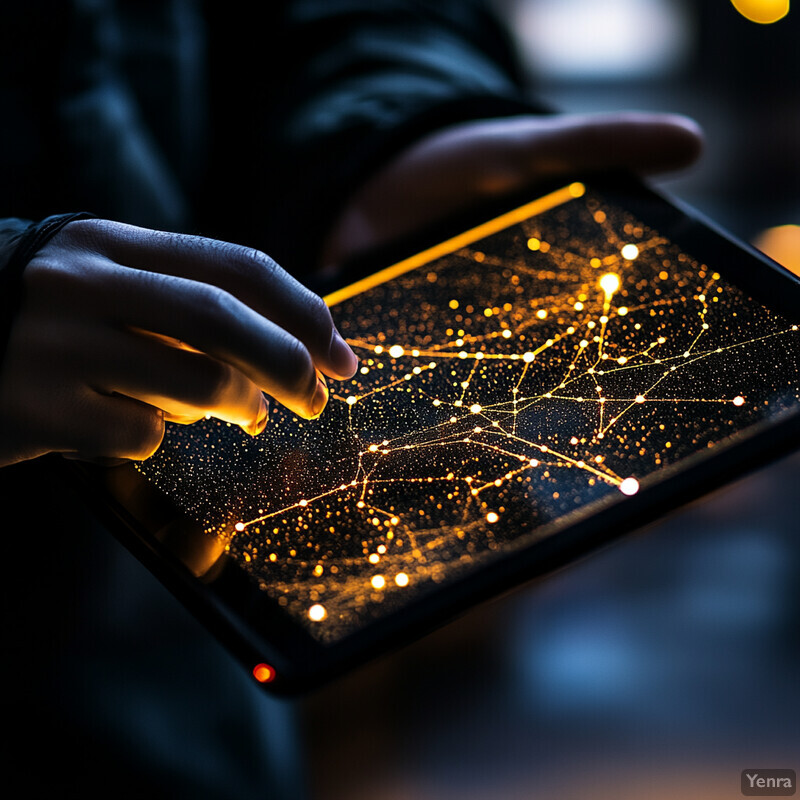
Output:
[138,184,800,644]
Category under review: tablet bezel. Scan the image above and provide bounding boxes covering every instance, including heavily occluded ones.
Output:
[66,173,800,695]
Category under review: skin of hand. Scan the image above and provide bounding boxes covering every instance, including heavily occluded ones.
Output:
[0,219,359,466]
[321,111,704,268]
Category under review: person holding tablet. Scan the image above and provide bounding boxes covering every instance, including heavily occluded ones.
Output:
[0,0,701,796]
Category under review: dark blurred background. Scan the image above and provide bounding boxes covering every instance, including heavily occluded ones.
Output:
[300,3,800,798]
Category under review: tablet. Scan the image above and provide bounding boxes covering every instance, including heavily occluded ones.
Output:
[70,175,800,694]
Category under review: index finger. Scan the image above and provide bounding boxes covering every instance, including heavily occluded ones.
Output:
[65,220,359,380]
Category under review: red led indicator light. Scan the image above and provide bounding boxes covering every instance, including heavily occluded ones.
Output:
[252,663,275,683]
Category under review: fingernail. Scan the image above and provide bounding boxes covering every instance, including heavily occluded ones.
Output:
[310,375,329,417]
[329,330,358,377]
[244,396,269,437]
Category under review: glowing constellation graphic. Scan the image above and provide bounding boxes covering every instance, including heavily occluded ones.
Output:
[139,187,800,643]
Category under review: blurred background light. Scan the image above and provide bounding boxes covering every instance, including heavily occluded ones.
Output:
[499,0,692,82]
[730,0,790,24]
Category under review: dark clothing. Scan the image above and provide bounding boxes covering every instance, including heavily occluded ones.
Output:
[0,1,537,796]
[0,0,538,265]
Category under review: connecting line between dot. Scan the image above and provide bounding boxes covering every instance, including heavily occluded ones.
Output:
[220,211,800,609]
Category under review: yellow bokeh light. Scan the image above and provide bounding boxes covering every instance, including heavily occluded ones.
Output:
[371,575,386,590]
[395,572,409,587]
[730,0,789,24]
[621,244,639,260]
[599,273,621,297]
[308,604,327,622]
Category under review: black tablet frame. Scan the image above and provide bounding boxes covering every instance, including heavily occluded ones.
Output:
[66,173,800,696]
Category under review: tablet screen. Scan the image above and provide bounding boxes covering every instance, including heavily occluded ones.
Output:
[137,183,800,644]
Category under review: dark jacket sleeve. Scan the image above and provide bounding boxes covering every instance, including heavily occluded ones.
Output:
[204,0,546,270]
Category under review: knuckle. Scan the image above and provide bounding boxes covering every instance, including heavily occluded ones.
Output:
[227,244,281,283]
[192,284,237,327]
[23,224,124,303]
[23,253,94,307]
[249,247,279,274]
[53,218,118,255]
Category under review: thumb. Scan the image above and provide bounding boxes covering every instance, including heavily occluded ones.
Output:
[322,111,703,267]
[499,111,704,182]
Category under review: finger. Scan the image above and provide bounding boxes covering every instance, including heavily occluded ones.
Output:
[321,112,703,267]
[62,219,358,379]
[84,326,270,435]
[499,111,704,182]
[37,256,329,419]
[57,392,165,461]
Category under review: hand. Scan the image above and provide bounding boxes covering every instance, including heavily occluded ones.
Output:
[322,111,703,267]
[0,219,358,466]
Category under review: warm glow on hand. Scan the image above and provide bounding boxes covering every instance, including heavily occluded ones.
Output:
[730,0,790,24]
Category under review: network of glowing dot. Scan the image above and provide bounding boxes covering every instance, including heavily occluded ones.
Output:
[138,186,800,644]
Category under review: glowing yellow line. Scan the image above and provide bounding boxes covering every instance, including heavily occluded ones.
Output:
[324,183,584,307]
